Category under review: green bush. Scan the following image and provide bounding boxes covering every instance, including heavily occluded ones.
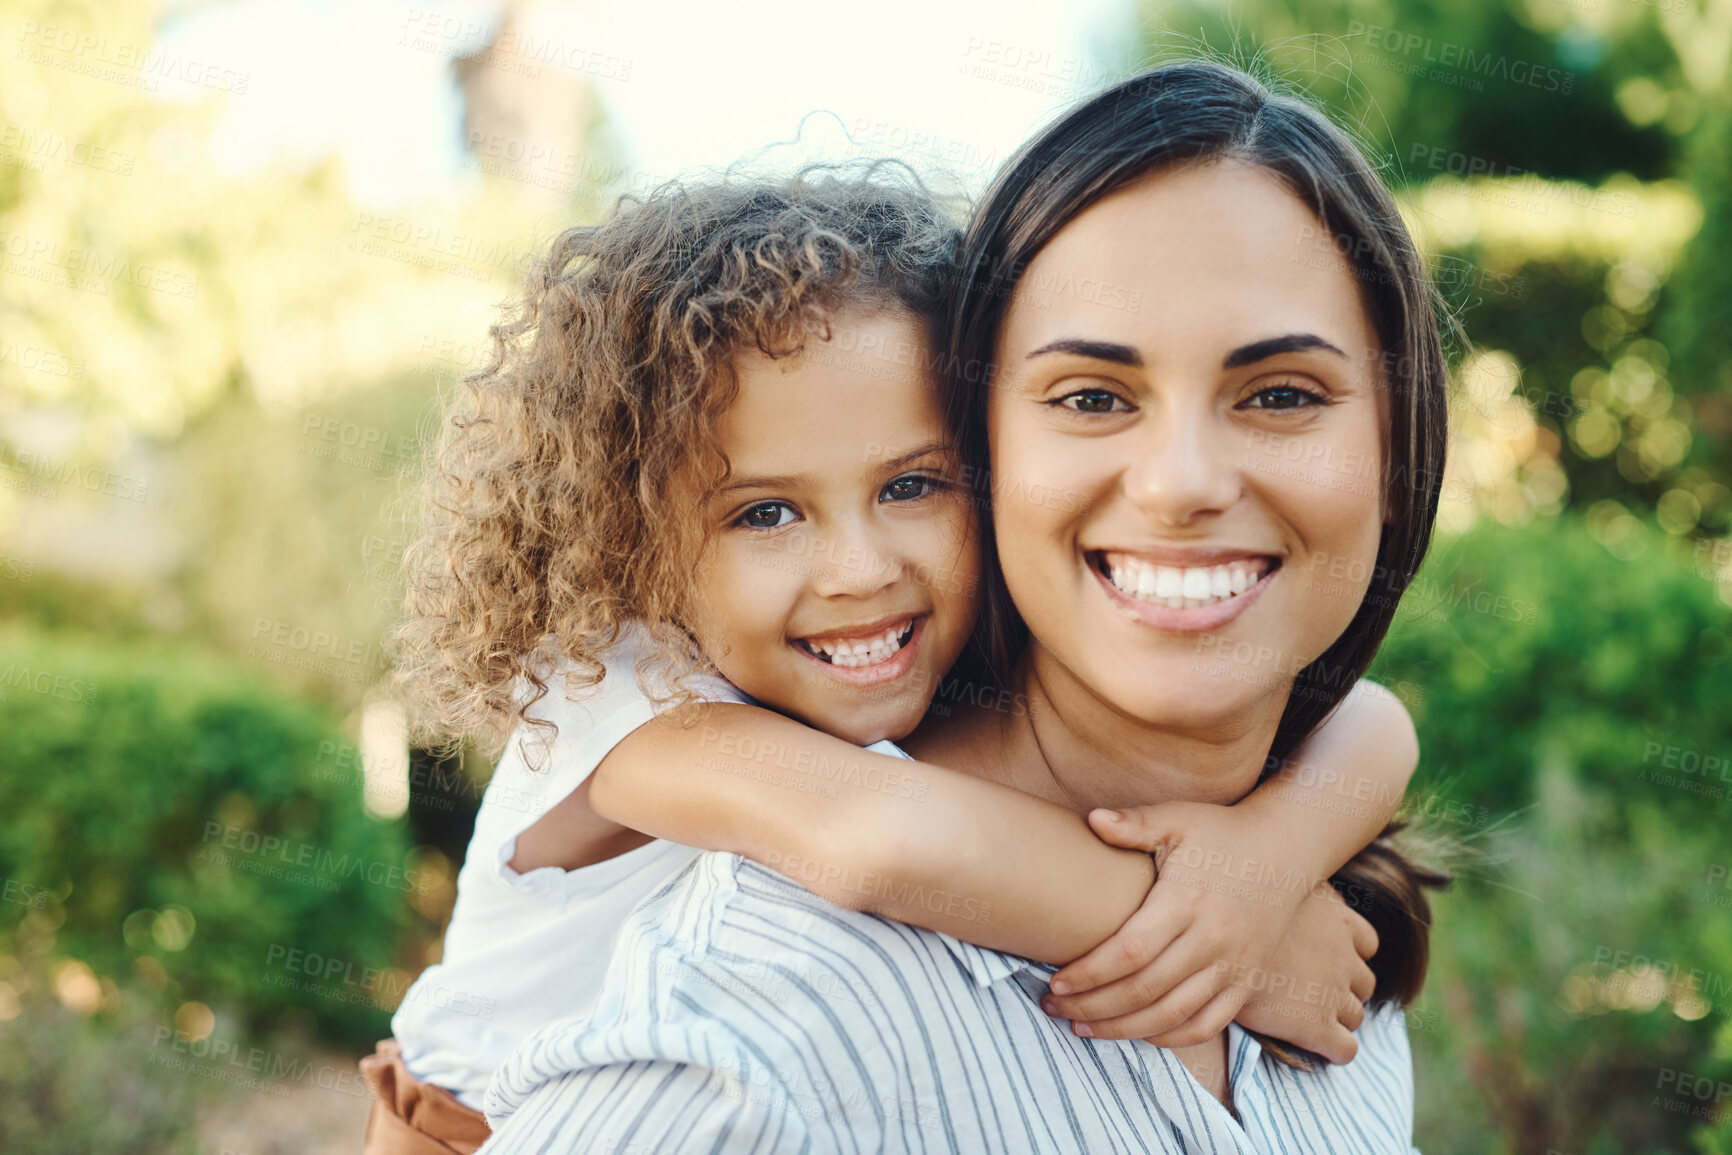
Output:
[1374,515,1731,820]
[0,623,417,1047]
[1370,517,1732,1153]
[0,975,200,1155]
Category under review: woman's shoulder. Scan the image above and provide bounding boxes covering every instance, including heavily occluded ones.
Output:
[1253,1002,1416,1148]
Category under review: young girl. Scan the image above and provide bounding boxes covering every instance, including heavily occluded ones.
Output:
[362,169,1419,1151]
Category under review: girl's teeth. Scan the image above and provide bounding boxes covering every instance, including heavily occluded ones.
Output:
[1103,556,1266,609]
[806,621,913,667]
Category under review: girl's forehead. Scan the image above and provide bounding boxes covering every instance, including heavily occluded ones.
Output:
[719,312,946,469]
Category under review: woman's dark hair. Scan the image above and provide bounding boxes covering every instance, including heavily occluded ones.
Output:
[942,59,1451,1038]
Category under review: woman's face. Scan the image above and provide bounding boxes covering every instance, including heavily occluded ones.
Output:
[988,160,1386,733]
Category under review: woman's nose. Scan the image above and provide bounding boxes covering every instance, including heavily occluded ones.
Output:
[1119,409,1243,527]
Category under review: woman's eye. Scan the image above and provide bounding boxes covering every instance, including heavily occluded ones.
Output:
[1055,389,1128,414]
[736,502,796,530]
[881,474,943,503]
[1243,383,1326,411]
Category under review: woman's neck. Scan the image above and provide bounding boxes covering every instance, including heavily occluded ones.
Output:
[910,643,1282,814]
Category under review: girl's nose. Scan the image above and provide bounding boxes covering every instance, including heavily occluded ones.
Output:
[807,520,904,599]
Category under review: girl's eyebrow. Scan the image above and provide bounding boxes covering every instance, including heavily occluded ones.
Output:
[876,440,951,470]
[718,441,949,496]
[718,473,799,495]
[1222,333,1346,368]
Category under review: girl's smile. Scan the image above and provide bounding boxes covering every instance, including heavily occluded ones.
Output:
[689,307,981,746]
[791,614,925,685]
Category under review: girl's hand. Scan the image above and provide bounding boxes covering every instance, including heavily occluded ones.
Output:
[1038,800,1374,1062]
[1233,881,1378,1063]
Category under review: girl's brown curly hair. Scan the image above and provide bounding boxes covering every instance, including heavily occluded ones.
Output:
[392,166,963,755]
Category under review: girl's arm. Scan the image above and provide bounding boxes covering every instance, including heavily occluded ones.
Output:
[1041,679,1419,1052]
[578,702,1156,960]
[558,680,1412,1059]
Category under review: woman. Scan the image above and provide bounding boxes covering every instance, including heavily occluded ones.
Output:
[909,55,1449,1106]
[481,60,1447,1151]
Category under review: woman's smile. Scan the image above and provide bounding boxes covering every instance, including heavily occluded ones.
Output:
[1087,549,1281,633]
[987,160,1387,732]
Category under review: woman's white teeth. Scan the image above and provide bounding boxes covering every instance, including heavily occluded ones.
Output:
[1104,556,1262,608]
[803,623,912,668]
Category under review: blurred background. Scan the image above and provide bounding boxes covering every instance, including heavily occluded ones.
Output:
[1,0,1728,1150]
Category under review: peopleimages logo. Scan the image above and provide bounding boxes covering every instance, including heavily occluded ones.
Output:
[198,822,433,895]
[1348,21,1574,94]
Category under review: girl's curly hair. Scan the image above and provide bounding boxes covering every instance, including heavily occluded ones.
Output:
[392,166,963,754]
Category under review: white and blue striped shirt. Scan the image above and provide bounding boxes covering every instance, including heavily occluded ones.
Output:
[482,853,1420,1153]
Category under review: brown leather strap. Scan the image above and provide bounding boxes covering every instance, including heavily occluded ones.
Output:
[359,1039,492,1155]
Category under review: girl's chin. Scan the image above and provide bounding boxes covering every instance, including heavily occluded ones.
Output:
[806,692,930,748]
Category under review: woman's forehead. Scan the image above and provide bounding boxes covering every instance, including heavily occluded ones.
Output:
[1000,162,1378,368]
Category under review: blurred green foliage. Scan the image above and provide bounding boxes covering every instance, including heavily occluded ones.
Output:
[0,988,199,1154]
[1377,516,1729,816]
[0,0,1724,1150]
[1133,0,1732,538]
[1371,516,1732,1151]
[0,623,418,1047]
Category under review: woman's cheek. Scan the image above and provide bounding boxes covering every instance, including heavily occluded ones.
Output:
[1275,443,1386,647]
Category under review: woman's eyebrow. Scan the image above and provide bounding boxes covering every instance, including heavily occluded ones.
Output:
[1222,333,1346,368]
[1025,338,1142,366]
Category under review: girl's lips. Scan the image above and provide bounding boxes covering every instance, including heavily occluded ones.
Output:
[1088,554,1276,633]
[790,615,928,688]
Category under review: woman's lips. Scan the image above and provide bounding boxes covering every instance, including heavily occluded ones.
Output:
[1087,551,1278,633]
[790,616,926,687]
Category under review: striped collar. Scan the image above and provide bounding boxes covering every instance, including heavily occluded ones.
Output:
[936,933,1042,988]
[937,929,1273,1120]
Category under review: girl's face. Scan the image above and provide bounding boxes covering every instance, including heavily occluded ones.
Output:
[988,161,1386,733]
[689,307,981,746]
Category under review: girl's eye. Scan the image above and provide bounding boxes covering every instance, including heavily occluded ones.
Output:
[1242,382,1327,411]
[736,502,797,530]
[881,473,944,503]
[1054,388,1129,414]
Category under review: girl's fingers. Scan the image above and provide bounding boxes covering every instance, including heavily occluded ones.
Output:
[1349,958,1375,1005]
[1048,906,1188,995]
[1138,986,1247,1049]
[1085,806,1179,853]
[1306,1024,1359,1066]
[1237,994,1359,1064]
[1073,970,1239,1043]
[1348,908,1379,960]
[1338,993,1366,1033]
[1045,948,1219,1032]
